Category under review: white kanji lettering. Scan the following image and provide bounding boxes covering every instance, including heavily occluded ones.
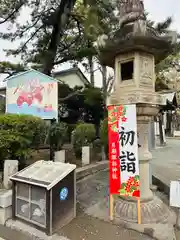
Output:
[112,143,115,148]
[112,161,117,167]
[112,155,116,160]
[112,167,118,173]
[112,173,118,179]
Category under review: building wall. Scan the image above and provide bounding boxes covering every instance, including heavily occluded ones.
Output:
[0,88,6,95]
[55,73,85,89]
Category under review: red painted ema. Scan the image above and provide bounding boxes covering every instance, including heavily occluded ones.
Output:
[108,104,141,224]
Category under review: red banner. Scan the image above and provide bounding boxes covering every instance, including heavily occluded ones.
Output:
[108,105,120,194]
[108,104,140,198]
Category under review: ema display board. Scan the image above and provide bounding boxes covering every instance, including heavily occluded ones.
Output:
[6,69,58,120]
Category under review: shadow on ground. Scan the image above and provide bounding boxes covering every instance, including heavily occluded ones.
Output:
[58,171,153,240]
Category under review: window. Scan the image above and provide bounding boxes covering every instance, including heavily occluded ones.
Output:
[121,60,134,81]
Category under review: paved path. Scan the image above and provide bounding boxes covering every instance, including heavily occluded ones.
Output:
[0,171,153,240]
[2,139,179,240]
[58,170,153,240]
[151,139,180,187]
[59,140,180,240]
[0,224,31,240]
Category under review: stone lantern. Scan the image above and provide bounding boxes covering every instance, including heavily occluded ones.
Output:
[97,0,176,231]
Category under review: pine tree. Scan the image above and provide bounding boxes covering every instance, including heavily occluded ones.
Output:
[0,0,77,75]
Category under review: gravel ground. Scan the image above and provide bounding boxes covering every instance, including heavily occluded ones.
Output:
[2,138,180,240]
[0,225,31,240]
[59,206,153,240]
[57,170,154,240]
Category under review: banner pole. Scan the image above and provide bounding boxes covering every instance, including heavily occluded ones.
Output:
[137,198,141,224]
[110,194,114,221]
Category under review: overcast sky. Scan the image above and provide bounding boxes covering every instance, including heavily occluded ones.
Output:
[0,0,180,87]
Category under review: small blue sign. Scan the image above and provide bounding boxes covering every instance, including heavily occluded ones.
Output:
[60,187,68,201]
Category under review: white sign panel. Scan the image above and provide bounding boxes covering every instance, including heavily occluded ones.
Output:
[170,181,180,208]
[119,104,139,182]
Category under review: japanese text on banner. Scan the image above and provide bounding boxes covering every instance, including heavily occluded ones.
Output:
[119,105,140,198]
[108,105,120,194]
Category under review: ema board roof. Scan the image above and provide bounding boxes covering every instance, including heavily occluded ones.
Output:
[5,69,58,83]
[10,160,76,190]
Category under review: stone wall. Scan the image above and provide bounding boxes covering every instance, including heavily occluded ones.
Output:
[60,144,104,166]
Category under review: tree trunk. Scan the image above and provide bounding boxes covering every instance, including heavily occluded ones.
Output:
[88,56,94,86]
[102,65,107,97]
[42,0,76,75]
[166,110,172,136]
[159,113,165,146]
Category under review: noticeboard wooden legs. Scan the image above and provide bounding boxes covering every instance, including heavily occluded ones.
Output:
[110,194,114,221]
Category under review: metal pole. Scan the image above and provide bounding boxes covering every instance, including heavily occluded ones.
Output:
[50,118,56,161]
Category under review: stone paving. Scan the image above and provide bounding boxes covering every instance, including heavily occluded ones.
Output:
[151,138,180,188]
[58,170,153,240]
[0,170,154,240]
[1,139,179,240]
[59,139,180,240]
[0,224,31,240]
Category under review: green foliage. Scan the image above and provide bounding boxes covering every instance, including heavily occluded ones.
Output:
[0,61,25,76]
[0,114,47,165]
[154,17,173,34]
[67,124,76,142]
[48,122,68,151]
[0,96,5,113]
[1,0,178,81]
[0,0,77,75]
[0,0,118,75]
[71,122,96,157]
[58,84,105,134]
[100,118,108,156]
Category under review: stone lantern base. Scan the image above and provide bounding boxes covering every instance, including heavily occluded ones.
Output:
[113,104,176,239]
[114,195,175,225]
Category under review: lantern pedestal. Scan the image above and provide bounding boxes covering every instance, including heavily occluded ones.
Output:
[114,195,175,225]
[114,105,175,225]
[136,104,158,202]
[97,0,177,233]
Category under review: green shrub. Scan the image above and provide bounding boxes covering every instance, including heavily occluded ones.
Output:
[0,100,5,113]
[100,118,108,156]
[71,123,96,158]
[48,122,68,151]
[67,124,76,142]
[0,114,47,168]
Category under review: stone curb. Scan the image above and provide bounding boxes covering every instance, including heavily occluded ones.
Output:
[6,219,69,240]
[152,174,170,197]
[76,161,108,181]
[166,137,180,140]
[0,162,108,240]
[115,220,176,240]
[85,201,176,240]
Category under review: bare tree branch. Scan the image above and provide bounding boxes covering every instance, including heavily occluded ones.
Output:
[106,74,114,93]
[54,55,75,65]
[59,89,82,102]
[107,77,114,93]
[0,0,25,24]
[15,25,43,54]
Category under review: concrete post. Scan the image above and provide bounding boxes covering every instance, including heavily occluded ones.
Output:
[82,146,90,166]
[148,120,155,151]
[148,120,155,186]
[3,160,18,190]
[54,150,65,163]
[137,115,153,201]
